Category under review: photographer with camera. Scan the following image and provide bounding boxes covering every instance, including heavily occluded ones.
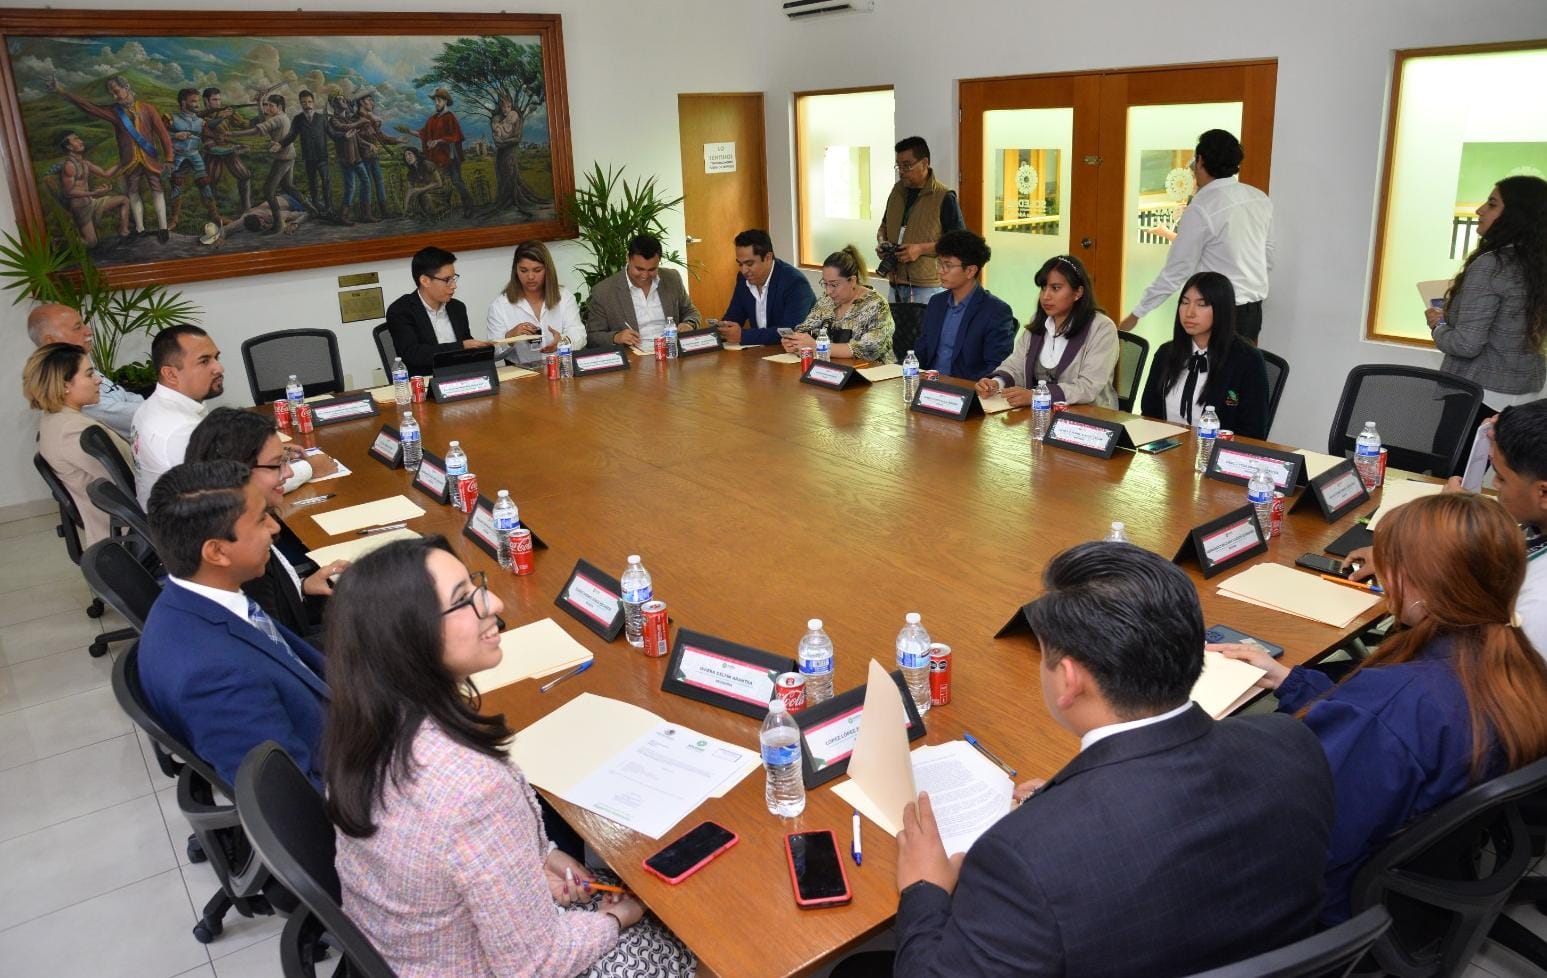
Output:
[878,136,965,304]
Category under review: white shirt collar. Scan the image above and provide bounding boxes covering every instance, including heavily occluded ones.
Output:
[150,384,204,414]
[1080,701,1193,752]
[169,575,251,623]
[628,275,659,300]
[419,293,448,319]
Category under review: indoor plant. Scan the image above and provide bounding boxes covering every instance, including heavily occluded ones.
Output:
[564,162,692,309]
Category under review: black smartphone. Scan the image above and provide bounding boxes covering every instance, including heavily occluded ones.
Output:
[1136,437,1183,454]
[1206,624,1285,658]
[785,829,852,908]
[642,821,739,885]
[1295,553,1351,578]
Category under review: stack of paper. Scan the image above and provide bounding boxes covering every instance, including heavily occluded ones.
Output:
[497,364,537,382]
[1192,651,1267,718]
[1216,563,1383,628]
[305,527,420,565]
[311,494,424,535]
[1122,417,1188,447]
[763,353,802,364]
[1368,478,1444,530]
[979,392,1016,414]
[857,364,905,382]
[471,618,593,693]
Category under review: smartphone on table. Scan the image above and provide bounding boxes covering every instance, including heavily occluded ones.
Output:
[641,821,739,885]
[785,829,852,908]
[1295,552,1352,578]
[1136,437,1183,454]
[1206,624,1285,659]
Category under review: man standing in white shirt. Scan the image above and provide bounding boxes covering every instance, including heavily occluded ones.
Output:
[26,302,144,439]
[131,324,225,507]
[1120,130,1274,343]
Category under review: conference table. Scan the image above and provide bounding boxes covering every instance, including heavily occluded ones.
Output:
[283,346,1388,978]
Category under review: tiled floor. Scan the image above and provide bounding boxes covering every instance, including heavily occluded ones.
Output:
[2,506,1546,978]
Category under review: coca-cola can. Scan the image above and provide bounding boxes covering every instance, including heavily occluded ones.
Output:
[1217,429,1235,441]
[775,672,806,713]
[545,352,559,379]
[921,369,940,382]
[509,527,534,575]
[1269,491,1286,539]
[1052,401,1069,415]
[654,335,668,360]
[799,347,814,374]
[1377,447,1388,488]
[294,403,314,433]
[273,399,291,428]
[641,600,669,657]
[410,375,428,403]
[928,643,952,707]
[455,473,479,514]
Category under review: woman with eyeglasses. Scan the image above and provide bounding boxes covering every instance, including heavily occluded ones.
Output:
[24,342,131,546]
[782,245,895,364]
[324,538,698,978]
[975,254,1119,408]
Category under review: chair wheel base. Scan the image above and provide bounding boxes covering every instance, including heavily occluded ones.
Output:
[187,836,207,864]
[89,640,109,658]
[192,917,222,943]
[87,598,105,619]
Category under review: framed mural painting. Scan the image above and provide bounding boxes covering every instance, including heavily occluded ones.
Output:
[0,10,576,287]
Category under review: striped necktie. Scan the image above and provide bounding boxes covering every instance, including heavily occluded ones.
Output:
[247,599,313,676]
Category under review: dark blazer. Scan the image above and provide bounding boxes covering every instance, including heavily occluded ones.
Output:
[1140,335,1271,439]
[895,706,1334,978]
[720,258,817,345]
[138,581,330,788]
[278,110,329,162]
[385,291,472,376]
[915,286,1017,381]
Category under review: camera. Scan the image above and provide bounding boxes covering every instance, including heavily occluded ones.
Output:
[875,241,900,279]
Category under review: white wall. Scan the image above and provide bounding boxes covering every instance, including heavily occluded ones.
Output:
[2,0,1542,509]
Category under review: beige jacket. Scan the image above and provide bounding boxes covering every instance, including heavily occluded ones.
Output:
[990,313,1119,408]
[583,267,700,348]
[37,408,132,546]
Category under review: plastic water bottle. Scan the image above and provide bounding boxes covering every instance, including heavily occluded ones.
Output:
[1106,521,1129,542]
[815,328,832,363]
[392,357,410,406]
[1031,380,1053,440]
[1355,421,1383,490]
[902,350,921,403]
[1195,405,1220,473]
[665,318,679,359]
[285,374,304,406]
[400,412,422,470]
[1247,465,1275,533]
[620,555,653,649]
[761,698,806,818]
[493,490,519,570]
[895,612,932,716]
[445,440,467,478]
[557,336,574,378]
[797,619,835,705]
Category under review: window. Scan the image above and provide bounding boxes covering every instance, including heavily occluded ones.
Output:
[1368,42,1547,344]
[794,87,895,268]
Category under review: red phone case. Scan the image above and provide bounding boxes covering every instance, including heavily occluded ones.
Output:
[640,823,740,885]
[784,829,853,908]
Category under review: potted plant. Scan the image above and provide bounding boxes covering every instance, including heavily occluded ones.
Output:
[0,227,201,395]
[563,163,693,311]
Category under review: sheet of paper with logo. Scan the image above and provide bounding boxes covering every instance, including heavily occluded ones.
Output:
[470,618,593,694]
[835,733,1013,856]
[1193,651,1267,719]
[1368,478,1444,530]
[1216,563,1382,628]
[1122,417,1187,447]
[305,527,420,566]
[857,364,905,382]
[310,494,424,535]
[762,353,802,364]
[979,392,1016,414]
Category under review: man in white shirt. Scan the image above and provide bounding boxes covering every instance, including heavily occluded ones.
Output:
[1121,130,1274,343]
[583,234,700,349]
[131,324,225,507]
[26,302,144,439]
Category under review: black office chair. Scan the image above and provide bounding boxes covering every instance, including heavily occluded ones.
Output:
[372,322,397,379]
[242,328,346,404]
[79,539,161,634]
[1180,907,1392,978]
[237,742,400,978]
[34,454,136,657]
[78,424,136,498]
[1326,365,1484,477]
[86,478,162,575]
[889,302,927,364]
[1350,755,1547,977]
[1116,331,1150,413]
[112,644,278,945]
[1260,349,1290,438]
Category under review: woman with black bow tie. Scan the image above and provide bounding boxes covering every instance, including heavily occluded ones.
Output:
[1140,271,1270,439]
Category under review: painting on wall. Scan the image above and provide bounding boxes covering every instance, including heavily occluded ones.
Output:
[0,10,575,287]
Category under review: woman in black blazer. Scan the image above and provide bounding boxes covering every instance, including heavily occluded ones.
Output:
[1140,271,1271,439]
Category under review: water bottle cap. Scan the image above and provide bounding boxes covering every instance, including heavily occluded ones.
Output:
[403,412,414,422]
[905,612,921,624]
[1205,405,1216,411]
[449,440,460,448]
[768,697,787,713]
[807,618,823,630]
[627,554,641,564]
[497,489,509,499]
[1111,521,1124,530]
[288,374,297,381]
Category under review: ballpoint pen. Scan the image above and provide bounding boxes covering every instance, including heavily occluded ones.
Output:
[851,809,862,866]
[289,493,335,509]
[357,521,408,536]
[1320,573,1384,595]
[964,732,1018,777]
[539,660,593,693]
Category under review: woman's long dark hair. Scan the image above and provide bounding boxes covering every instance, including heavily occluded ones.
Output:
[186,407,275,466]
[322,536,513,837]
[1157,271,1238,395]
[1446,175,1547,349]
[1028,255,1101,342]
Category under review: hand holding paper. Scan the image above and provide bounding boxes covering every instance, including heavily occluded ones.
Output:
[896,792,965,894]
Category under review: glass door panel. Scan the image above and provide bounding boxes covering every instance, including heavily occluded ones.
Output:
[981,108,1075,325]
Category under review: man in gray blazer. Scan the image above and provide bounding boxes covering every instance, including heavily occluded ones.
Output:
[583,234,700,349]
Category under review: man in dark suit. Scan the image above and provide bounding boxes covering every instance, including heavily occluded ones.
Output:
[384,245,492,375]
[852,542,1335,978]
[277,89,331,215]
[713,228,816,346]
[583,234,700,350]
[913,229,1016,381]
[138,459,330,788]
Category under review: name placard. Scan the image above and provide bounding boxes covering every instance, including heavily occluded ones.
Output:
[412,451,450,504]
[1044,413,1123,458]
[1291,457,1371,523]
[368,424,402,469]
[1173,503,1267,580]
[800,361,871,391]
[461,495,546,561]
[661,630,797,720]
[675,328,722,356]
[795,670,926,789]
[432,373,496,402]
[574,349,629,375]
[1206,441,1304,492]
[308,393,379,426]
[554,558,625,641]
[909,379,984,421]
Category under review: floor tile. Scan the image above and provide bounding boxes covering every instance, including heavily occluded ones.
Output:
[0,733,151,841]
[211,934,282,978]
[0,642,113,715]
[0,868,209,978]
[0,605,109,667]
[160,784,198,868]
[0,512,67,540]
[0,684,133,771]
[0,529,85,594]
[181,862,286,959]
[0,577,93,628]
[173,967,218,978]
[0,793,174,930]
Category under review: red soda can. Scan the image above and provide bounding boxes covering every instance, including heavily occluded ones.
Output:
[509,527,534,575]
[928,643,952,707]
[410,375,428,403]
[921,369,940,382]
[1269,491,1285,539]
[641,600,669,657]
[455,473,479,513]
[1217,429,1235,441]
[273,399,291,428]
[545,352,559,379]
[1052,401,1069,415]
[1376,447,1388,488]
[654,335,668,360]
[294,403,314,433]
[799,347,814,374]
[775,672,806,712]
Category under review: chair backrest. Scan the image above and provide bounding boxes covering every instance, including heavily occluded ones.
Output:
[80,539,162,633]
[111,642,232,796]
[1326,364,1484,477]
[1180,906,1391,978]
[1351,755,1547,977]
[1116,331,1150,413]
[1259,349,1290,438]
[372,322,396,379]
[888,302,926,364]
[33,452,85,566]
[86,477,157,553]
[78,424,136,498]
[241,328,345,404]
[236,742,401,978]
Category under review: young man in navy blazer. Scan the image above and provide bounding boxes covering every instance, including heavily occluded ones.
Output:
[138,459,329,789]
[913,229,1015,380]
[848,542,1335,978]
[713,228,816,346]
[384,245,493,375]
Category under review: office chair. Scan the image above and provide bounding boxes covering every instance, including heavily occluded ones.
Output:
[237,742,400,978]
[1326,365,1484,477]
[1180,907,1391,978]
[889,302,927,364]
[86,478,162,576]
[34,454,135,657]
[242,328,346,404]
[78,424,136,498]
[79,539,161,634]
[1116,331,1150,413]
[372,322,397,379]
[1259,349,1290,438]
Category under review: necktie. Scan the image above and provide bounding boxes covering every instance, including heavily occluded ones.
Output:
[1179,352,1208,424]
[247,599,314,677]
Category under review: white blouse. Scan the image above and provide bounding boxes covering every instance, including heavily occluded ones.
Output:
[485,292,587,356]
[1163,341,1211,426]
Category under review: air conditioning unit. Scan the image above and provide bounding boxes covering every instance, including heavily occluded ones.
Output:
[783,0,875,19]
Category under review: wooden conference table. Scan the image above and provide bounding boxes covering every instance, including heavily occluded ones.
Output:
[284,347,1386,978]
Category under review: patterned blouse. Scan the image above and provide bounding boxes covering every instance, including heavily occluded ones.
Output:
[794,287,895,364]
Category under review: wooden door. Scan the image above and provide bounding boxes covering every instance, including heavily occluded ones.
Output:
[677,93,769,320]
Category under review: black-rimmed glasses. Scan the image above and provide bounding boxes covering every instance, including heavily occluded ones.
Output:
[442,571,493,618]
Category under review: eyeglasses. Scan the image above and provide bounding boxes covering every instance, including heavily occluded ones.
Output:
[442,571,493,618]
[429,273,461,285]
[894,159,925,173]
[821,279,847,291]
[937,260,963,272]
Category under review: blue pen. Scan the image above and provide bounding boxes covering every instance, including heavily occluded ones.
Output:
[964,732,1017,777]
[851,809,862,866]
[539,660,593,693]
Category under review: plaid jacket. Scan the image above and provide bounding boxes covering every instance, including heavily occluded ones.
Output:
[1434,248,1545,396]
